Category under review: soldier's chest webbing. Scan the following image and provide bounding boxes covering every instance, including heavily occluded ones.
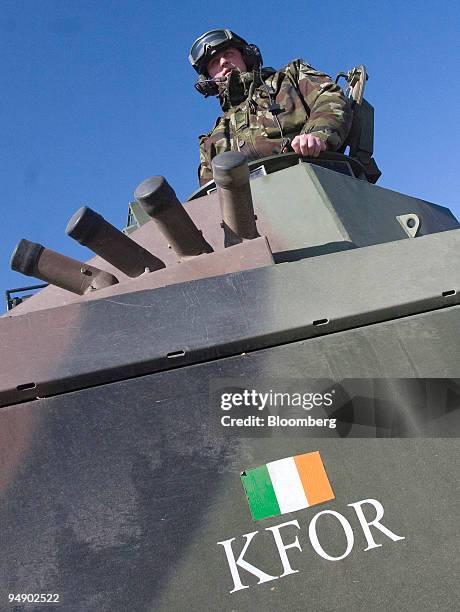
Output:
[225,88,278,156]
[214,72,308,158]
[228,107,252,153]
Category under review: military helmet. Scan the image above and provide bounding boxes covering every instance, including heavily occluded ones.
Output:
[189,29,263,75]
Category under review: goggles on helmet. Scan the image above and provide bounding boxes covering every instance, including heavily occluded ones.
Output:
[189,29,248,74]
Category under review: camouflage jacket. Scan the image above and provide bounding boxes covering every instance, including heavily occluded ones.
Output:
[198,59,352,185]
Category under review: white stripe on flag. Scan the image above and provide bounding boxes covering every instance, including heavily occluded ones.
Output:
[267,457,308,514]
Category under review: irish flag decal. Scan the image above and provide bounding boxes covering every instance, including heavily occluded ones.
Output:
[241,451,335,521]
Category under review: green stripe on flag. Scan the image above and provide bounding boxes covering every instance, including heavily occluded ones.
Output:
[241,465,281,521]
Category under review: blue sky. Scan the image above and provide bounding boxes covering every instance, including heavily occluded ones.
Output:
[1,0,459,304]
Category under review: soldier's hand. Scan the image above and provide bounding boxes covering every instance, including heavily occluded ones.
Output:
[290,134,327,157]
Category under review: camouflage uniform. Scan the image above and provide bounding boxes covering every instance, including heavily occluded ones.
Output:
[198,59,352,185]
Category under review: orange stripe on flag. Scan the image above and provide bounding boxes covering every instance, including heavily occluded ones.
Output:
[294,451,335,506]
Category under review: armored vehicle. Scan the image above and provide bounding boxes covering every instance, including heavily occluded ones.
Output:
[1,68,459,611]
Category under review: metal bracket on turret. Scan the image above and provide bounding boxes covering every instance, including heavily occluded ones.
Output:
[396,214,421,238]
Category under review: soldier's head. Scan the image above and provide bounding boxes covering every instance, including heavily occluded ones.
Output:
[189,29,263,97]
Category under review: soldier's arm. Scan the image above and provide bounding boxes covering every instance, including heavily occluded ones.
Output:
[198,135,213,186]
[289,59,352,151]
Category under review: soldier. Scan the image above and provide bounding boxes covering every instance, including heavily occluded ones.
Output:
[189,29,353,185]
